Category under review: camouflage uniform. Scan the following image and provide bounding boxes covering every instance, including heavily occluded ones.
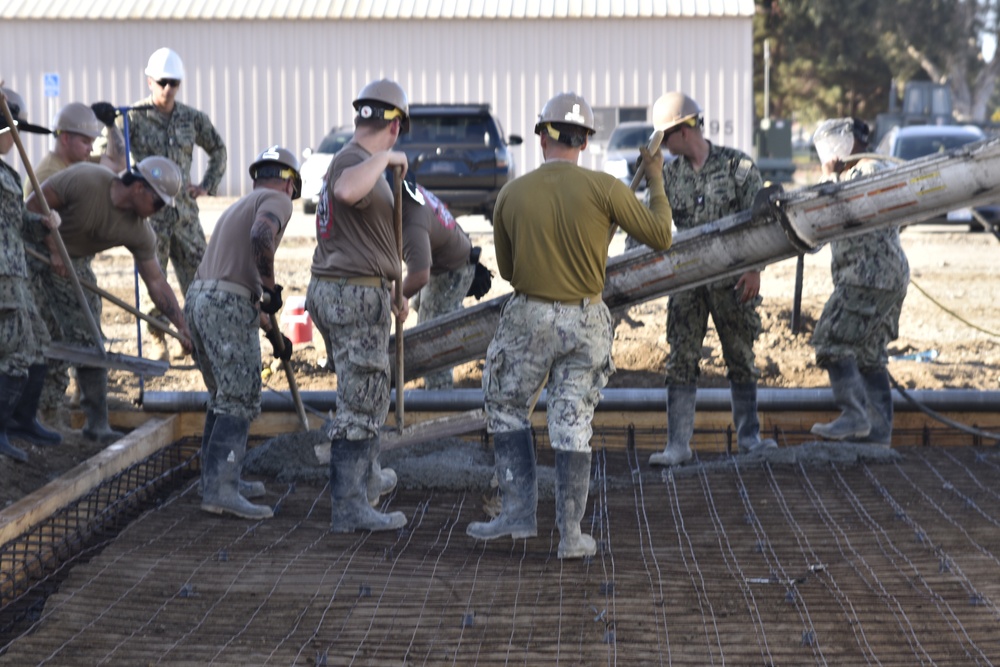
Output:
[484,294,613,451]
[811,160,909,371]
[124,98,226,317]
[0,163,49,377]
[185,287,262,421]
[417,263,475,389]
[306,278,392,440]
[661,143,764,385]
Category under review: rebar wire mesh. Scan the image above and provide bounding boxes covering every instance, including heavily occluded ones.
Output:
[0,435,998,665]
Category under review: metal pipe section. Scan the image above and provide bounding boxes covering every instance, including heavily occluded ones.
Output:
[144,388,1000,414]
[395,137,1000,380]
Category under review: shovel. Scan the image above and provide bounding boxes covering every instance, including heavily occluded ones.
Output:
[392,165,405,433]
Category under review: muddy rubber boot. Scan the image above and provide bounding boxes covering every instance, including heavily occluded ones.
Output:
[649,385,697,467]
[365,437,397,506]
[0,374,29,462]
[7,364,62,446]
[811,359,871,441]
[330,437,407,533]
[197,410,266,499]
[555,450,596,559]
[77,368,125,444]
[730,382,776,454]
[466,428,538,541]
[860,368,894,447]
[200,413,273,519]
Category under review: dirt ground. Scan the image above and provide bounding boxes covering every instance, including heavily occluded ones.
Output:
[2,191,999,510]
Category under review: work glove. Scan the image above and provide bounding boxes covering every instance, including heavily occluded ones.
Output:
[637,145,664,185]
[260,284,283,314]
[90,102,118,126]
[265,328,293,362]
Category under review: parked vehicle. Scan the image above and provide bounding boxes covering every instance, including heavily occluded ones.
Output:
[300,126,353,213]
[877,124,999,235]
[602,121,671,191]
[395,104,522,221]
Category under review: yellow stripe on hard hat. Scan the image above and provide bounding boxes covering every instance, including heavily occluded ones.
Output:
[383,107,405,121]
[543,123,561,141]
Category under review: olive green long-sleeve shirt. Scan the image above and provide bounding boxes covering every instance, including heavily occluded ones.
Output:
[493,161,672,302]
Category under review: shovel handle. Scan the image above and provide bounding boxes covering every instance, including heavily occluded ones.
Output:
[1,91,107,358]
[393,166,405,433]
[266,312,309,431]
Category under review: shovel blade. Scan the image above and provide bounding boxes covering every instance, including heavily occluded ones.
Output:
[44,342,170,376]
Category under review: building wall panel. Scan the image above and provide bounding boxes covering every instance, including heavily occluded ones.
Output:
[1,17,752,196]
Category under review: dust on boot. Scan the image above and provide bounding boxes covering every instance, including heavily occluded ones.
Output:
[730,381,776,454]
[811,358,872,441]
[6,364,62,447]
[860,367,894,446]
[200,412,273,519]
[0,374,29,462]
[649,385,696,467]
[330,437,406,533]
[77,368,124,444]
[198,410,265,499]
[365,437,397,507]
[555,450,596,559]
[466,428,537,541]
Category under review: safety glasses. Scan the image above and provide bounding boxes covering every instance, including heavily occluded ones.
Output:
[155,79,181,89]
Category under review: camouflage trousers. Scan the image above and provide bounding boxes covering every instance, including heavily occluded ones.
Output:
[0,275,49,377]
[185,286,263,421]
[665,279,763,386]
[26,249,103,409]
[143,206,207,332]
[811,282,907,372]
[483,294,614,453]
[417,263,475,390]
[306,277,392,441]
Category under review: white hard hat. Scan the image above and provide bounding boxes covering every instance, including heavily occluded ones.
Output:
[53,102,103,139]
[145,47,185,81]
[134,156,183,208]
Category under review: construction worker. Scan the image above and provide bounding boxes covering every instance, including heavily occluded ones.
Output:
[466,92,672,559]
[186,146,301,519]
[25,157,194,443]
[810,118,908,446]
[306,78,410,534]
[399,179,477,389]
[124,47,227,361]
[23,101,126,198]
[0,86,63,461]
[24,101,127,418]
[646,92,776,467]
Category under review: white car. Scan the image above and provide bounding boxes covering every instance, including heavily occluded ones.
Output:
[602,121,673,197]
[300,126,353,213]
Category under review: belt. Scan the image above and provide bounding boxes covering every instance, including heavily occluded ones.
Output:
[519,292,603,308]
[320,275,389,289]
[189,279,253,300]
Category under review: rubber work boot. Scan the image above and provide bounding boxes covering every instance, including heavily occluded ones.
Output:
[367,448,398,507]
[649,385,697,467]
[330,437,407,533]
[730,382,777,454]
[860,368,894,447]
[77,368,125,444]
[466,428,538,541]
[200,412,273,519]
[555,450,596,559]
[811,358,872,441]
[6,364,62,446]
[197,410,266,499]
[0,374,29,462]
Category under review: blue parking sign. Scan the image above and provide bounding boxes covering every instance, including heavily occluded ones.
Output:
[43,73,60,98]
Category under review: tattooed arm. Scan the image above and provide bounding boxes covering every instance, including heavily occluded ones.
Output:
[251,209,282,291]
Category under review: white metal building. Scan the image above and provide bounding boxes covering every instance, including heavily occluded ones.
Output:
[1,0,756,196]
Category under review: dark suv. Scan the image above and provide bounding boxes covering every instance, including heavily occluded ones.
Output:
[396,104,522,221]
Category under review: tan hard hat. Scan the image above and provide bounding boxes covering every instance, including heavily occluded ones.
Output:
[145,47,185,80]
[1,87,50,135]
[534,92,596,135]
[249,145,302,200]
[53,102,103,139]
[134,156,182,208]
[353,79,410,133]
[655,92,703,133]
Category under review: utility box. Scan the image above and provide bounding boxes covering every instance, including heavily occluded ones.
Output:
[754,118,796,184]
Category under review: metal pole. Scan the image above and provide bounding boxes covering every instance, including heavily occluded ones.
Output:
[791,254,805,334]
[393,166,405,433]
[764,39,771,121]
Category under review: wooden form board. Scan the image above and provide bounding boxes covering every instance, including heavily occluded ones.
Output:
[0,416,178,547]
